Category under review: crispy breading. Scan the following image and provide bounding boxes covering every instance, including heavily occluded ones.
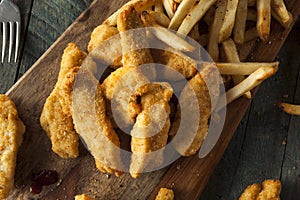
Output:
[130,83,173,178]
[239,183,262,200]
[155,188,174,200]
[239,180,281,200]
[88,24,122,69]
[257,180,281,200]
[40,43,86,158]
[117,6,156,80]
[75,194,94,200]
[151,48,197,81]
[0,94,25,199]
[102,66,149,128]
[72,69,123,176]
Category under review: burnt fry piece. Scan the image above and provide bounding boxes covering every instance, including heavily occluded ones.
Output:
[72,69,123,177]
[0,95,25,199]
[117,5,156,79]
[130,83,173,178]
[40,43,86,158]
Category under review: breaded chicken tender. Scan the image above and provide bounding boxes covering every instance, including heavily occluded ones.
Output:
[169,63,220,156]
[72,69,123,176]
[239,180,281,200]
[130,83,173,178]
[75,194,94,200]
[40,43,86,158]
[155,188,174,200]
[88,24,122,69]
[102,66,149,128]
[0,94,25,199]
[117,5,156,80]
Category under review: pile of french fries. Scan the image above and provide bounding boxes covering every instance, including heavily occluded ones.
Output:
[104,0,292,110]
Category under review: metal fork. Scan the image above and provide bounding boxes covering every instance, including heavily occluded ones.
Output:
[0,0,21,63]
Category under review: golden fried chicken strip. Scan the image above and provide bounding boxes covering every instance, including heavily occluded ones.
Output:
[72,69,123,176]
[88,24,122,69]
[102,66,149,128]
[155,188,174,200]
[75,194,94,200]
[257,180,281,200]
[151,48,197,81]
[117,5,156,79]
[0,94,25,199]
[239,180,281,200]
[130,83,173,178]
[239,183,262,200]
[40,43,86,158]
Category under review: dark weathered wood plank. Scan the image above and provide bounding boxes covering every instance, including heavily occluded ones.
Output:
[225,18,300,200]
[280,20,300,200]
[0,0,33,93]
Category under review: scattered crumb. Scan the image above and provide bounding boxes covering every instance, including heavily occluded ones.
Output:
[293,166,297,170]
[283,94,289,98]
[282,140,287,145]
[155,188,174,200]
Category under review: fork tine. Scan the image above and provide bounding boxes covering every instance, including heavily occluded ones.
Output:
[15,21,20,62]
[8,21,14,63]
[2,22,7,63]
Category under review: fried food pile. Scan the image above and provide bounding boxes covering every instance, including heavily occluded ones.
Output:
[239,179,281,200]
[0,94,25,199]
[40,0,290,179]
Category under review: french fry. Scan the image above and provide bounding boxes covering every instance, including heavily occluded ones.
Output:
[222,38,251,98]
[103,0,156,26]
[215,61,279,75]
[278,103,300,115]
[271,0,292,29]
[148,10,171,27]
[247,9,257,22]
[256,0,271,41]
[244,27,259,43]
[173,0,183,3]
[218,0,239,43]
[272,9,293,29]
[248,0,256,7]
[163,0,175,19]
[188,22,201,42]
[141,11,195,51]
[154,0,164,13]
[215,66,278,111]
[233,0,248,45]
[203,6,216,25]
[177,0,217,36]
[170,0,179,13]
[207,0,227,61]
[168,0,197,30]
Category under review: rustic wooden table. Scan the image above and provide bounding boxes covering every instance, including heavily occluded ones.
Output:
[1,0,299,199]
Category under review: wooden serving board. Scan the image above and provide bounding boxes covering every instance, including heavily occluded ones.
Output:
[6,0,300,199]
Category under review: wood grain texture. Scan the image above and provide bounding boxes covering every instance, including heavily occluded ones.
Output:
[1,0,299,199]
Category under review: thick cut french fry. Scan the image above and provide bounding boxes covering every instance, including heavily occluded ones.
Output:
[163,0,175,19]
[256,0,271,41]
[103,0,156,26]
[218,0,239,43]
[215,66,278,111]
[233,0,248,45]
[222,38,251,98]
[271,0,292,28]
[272,9,293,29]
[278,103,300,115]
[244,27,259,43]
[148,10,171,27]
[177,0,217,36]
[215,61,279,75]
[247,9,257,22]
[207,0,227,61]
[168,0,197,30]
[141,11,195,51]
